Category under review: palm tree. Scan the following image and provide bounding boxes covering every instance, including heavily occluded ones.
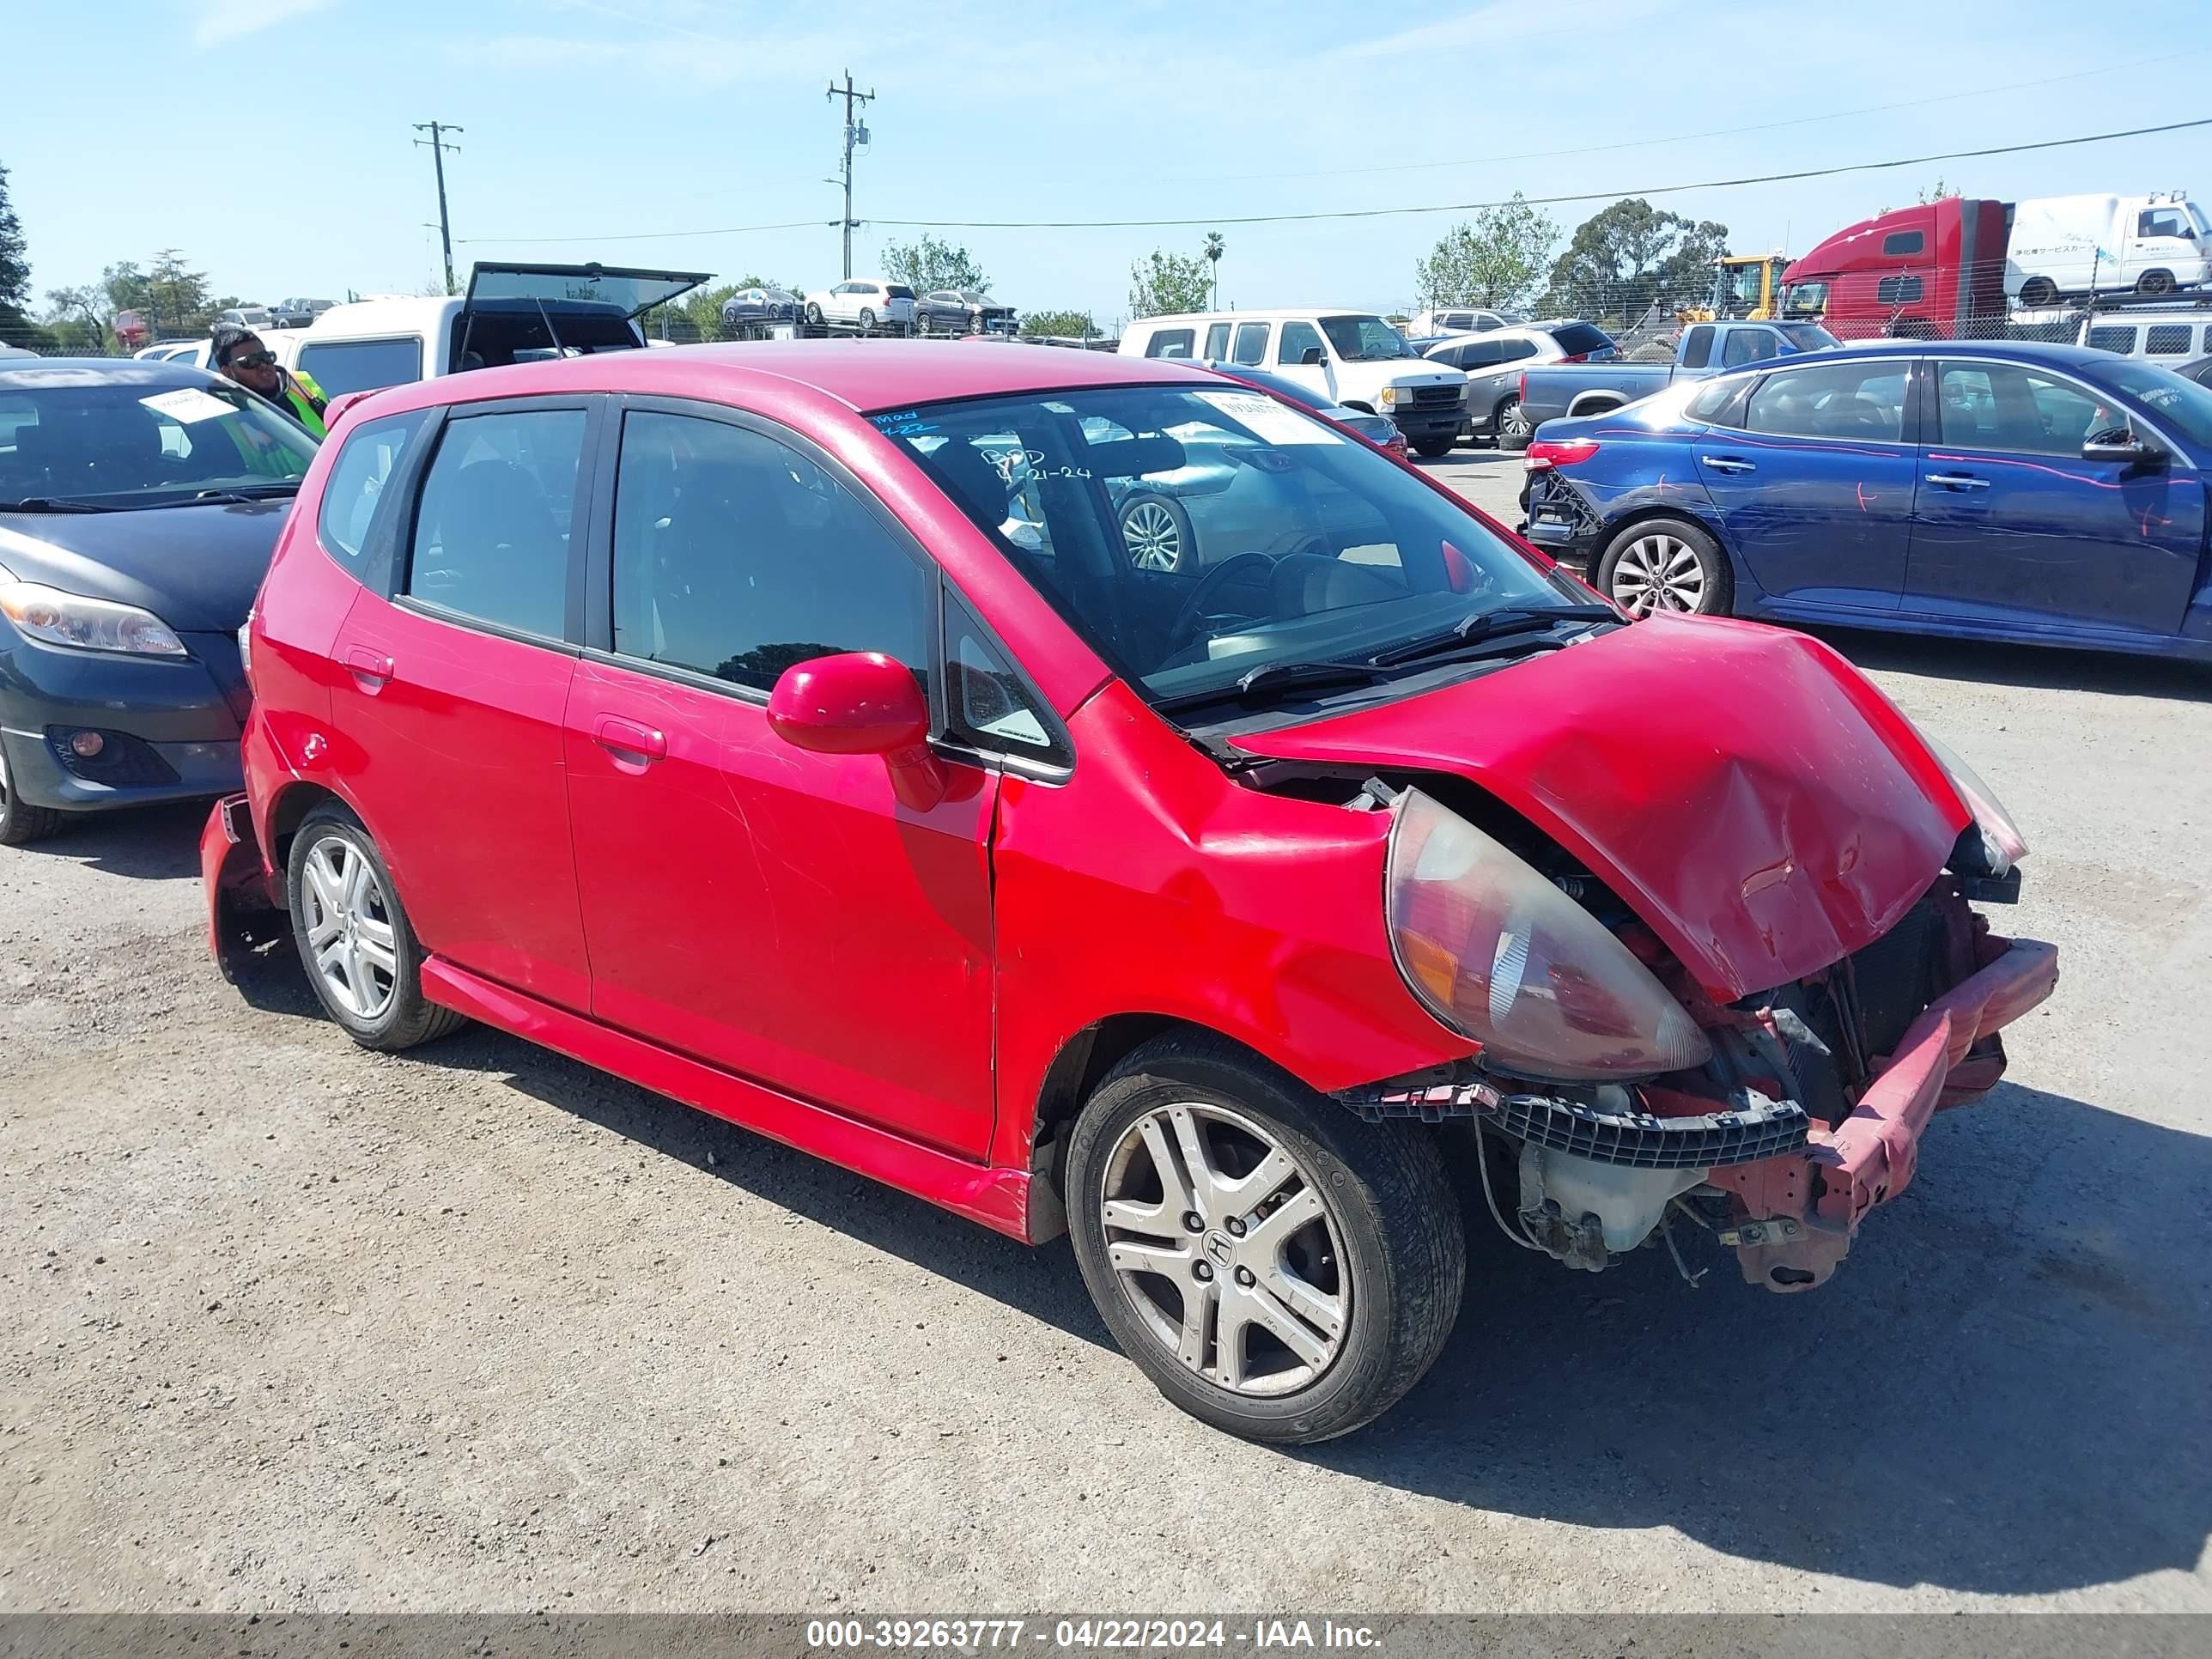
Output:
[1203,232,1224,310]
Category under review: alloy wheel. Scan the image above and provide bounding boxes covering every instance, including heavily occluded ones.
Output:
[1498,396,1529,442]
[1121,500,1183,571]
[1610,532,1708,615]
[1098,1101,1348,1397]
[300,834,399,1020]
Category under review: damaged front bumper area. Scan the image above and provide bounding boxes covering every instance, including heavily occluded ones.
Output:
[200,793,287,982]
[1340,889,2058,1293]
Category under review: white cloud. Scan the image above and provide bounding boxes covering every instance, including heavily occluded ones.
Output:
[190,0,337,47]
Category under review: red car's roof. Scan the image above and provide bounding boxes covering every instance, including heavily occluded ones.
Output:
[356,340,1212,420]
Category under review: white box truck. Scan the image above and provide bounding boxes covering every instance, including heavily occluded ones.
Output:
[2006,193,2211,304]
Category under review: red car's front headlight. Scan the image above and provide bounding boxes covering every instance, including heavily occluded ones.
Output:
[1384,790,1711,1082]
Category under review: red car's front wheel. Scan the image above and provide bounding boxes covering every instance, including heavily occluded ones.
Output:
[1066,1034,1464,1443]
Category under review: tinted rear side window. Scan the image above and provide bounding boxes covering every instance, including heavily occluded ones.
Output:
[1144,329,1196,359]
[318,409,431,573]
[1882,230,1926,256]
[1550,323,1615,358]
[610,411,928,692]
[405,407,586,640]
[299,337,424,398]
[1680,325,1715,368]
[1232,321,1269,366]
[2146,325,2193,356]
[1876,276,1925,304]
[2087,326,2138,354]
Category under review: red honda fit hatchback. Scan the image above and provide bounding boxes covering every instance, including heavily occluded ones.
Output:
[205,342,2057,1442]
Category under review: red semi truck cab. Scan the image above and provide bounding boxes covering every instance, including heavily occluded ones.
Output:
[1779,198,2012,342]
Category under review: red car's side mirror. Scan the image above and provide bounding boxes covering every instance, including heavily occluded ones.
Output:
[767,652,945,809]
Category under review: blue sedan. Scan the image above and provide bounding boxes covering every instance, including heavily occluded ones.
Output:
[1519,340,2212,661]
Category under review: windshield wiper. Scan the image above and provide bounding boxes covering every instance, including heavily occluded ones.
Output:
[1156,658,1392,714]
[193,483,301,502]
[0,496,117,514]
[1368,604,1618,667]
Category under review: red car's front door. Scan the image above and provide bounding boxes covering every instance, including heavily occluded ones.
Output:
[562,404,999,1158]
[330,398,599,1013]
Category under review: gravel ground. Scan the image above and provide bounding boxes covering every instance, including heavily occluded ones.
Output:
[4,451,2208,1614]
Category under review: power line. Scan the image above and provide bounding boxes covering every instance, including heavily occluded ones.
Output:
[457,217,833,247]
[1196,47,2212,185]
[456,117,2212,249]
[867,118,2212,232]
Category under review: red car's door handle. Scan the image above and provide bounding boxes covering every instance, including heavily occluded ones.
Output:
[592,715,666,767]
[344,647,394,691]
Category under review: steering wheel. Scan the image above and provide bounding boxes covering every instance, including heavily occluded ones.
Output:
[1167,552,1278,654]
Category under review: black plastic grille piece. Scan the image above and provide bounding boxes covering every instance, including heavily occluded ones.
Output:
[1338,1070,1809,1168]
[1490,1089,1808,1169]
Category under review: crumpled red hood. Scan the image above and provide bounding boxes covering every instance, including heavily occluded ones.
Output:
[1233,615,1971,1000]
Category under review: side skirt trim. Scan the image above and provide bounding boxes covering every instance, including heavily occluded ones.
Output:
[420,957,1036,1242]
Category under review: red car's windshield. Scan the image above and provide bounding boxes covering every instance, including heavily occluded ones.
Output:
[884,385,1581,703]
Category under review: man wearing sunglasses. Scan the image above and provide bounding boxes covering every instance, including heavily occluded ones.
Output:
[210,321,328,438]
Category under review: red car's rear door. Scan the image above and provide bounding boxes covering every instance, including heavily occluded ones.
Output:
[328,396,598,1013]
[562,400,1000,1159]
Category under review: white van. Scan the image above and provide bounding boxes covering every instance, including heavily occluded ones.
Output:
[2007,194,2212,304]
[1119,311,1468,455]
[2074,307,2212,363]
[290,262,708,399]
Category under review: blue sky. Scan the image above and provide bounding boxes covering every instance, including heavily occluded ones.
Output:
[6,0,2210,323]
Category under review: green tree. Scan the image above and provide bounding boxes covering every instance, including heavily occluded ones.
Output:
[135,249,217,338]
[1875,178,1955,216]
[1416,193,1560,313]
[1202,231,1224,309]
[1538,199,1729,324]
[41,284,109,351]
[883,234,988,295]
[0,162,38,347]
[1127,246,1212,319]
[1018,308,1097,340]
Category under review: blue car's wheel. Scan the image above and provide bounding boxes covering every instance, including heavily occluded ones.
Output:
[1598,517,1732,617]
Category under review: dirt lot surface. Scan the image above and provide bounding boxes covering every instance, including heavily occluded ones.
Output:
[5,453,2208,1613]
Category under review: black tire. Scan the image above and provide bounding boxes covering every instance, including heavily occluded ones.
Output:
[1117,489,1195,573]
[1412,434,1455,459]
[0,751,68,847]
[859,307,878,336]
[2018,276,2058,308]
[2137,269,2177,298]
[1596,515,1734,617]
[1066,1034,1464,1444]
[1493,393,1531,452]
[285,803,464,1052]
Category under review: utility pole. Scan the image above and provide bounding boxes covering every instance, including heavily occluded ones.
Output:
[412,121,465,295]
[824,72,875,280]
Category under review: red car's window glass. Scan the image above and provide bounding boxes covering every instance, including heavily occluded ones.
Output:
[404,407,586,640]
[317,409,431,572]
[609,411,930,693]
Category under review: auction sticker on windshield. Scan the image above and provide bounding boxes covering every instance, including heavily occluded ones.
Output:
[140,388,237,424]
[1194,390,1344,445]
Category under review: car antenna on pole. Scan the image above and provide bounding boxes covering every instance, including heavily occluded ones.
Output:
[412,121,465,295]
[825,72,876,282]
